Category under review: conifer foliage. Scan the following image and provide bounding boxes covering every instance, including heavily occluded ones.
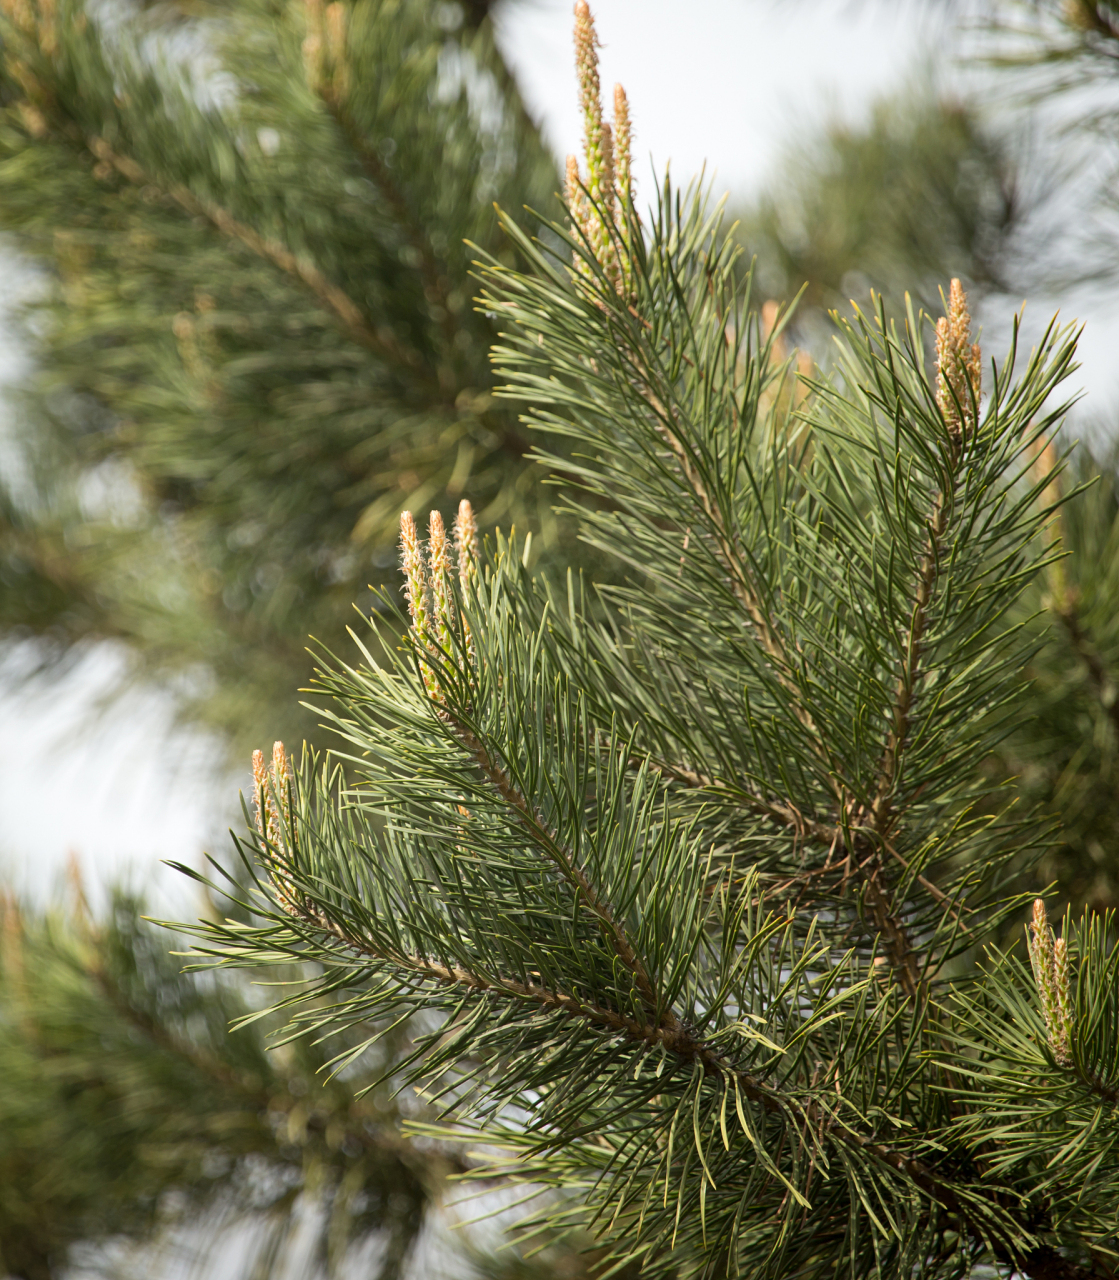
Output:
[0,888,445,1280]
[0,0,557,743]
[178,8,1119,1279]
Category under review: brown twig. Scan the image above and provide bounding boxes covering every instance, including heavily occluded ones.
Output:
[286,892,1094,1280]
[87,134,422,377]
[644,757,838,844]
[869,492,952,840]
[649,756,966,944]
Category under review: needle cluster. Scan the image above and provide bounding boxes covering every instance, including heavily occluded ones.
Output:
[172,10,1119,1280]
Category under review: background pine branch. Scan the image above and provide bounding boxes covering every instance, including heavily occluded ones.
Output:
[0,0,561,748]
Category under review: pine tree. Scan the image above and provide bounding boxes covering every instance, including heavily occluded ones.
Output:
[0,0,576,1273]
[174,9,1119,1279]
[983,0,1119,916]
[0,0,558,748]
[3,0,1116,1275]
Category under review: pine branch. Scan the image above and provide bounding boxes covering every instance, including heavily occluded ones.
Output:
[639,371,828,757]
[166,12,1103,1271]
[650,717,930,996]
[450,716,668,1017]
[85,134,424,380]
[649,756,965,925]
[268,863,1088,1280]
[1052,593,1119,740]
[646,757,837,843]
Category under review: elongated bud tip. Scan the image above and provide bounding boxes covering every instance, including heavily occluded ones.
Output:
[935,278,982,439]
[454,499,480,599]
[1053,936,1069,970]
[613,84,632,195]
[565,154,579,193]
[400,511,418,569]
[325,0,345,51]
[429,508,447,547]
[428,510,453,638]
[272,740,291,781]
[251,748,267,836]
[454,499,478,557]
[428,510,450,582]
[400,510,420,580]
[400,509,430,636]
[574,2,601,117]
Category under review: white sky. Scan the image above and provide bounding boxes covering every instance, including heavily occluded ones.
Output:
[3,0,1119,907]
[494,0,934,201]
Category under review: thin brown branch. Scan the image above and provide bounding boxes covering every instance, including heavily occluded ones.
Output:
[649,757,967,946]
[881,837,974,936]
[645,757,838,844]
[87,135,423,377]
[287,896,1094,1280]
[657,403,796,682]
[452,718,671,1021]
[86,954,265,1094]
[614,328,800,692]
[869,491,951,839]
[626,362,845,829]
[858,465,957,999]
[321,89,458,370]
[314,89,538,465]
[858,858,922,1000]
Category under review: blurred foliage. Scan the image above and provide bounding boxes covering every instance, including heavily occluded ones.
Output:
[994,451,1119,914]
[734,88,1037,333]
[0,878,633,1278]
[0,0,560,751]
[0,887,446,1280]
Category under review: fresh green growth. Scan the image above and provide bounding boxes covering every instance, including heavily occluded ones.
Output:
[172,11,1119,1278]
